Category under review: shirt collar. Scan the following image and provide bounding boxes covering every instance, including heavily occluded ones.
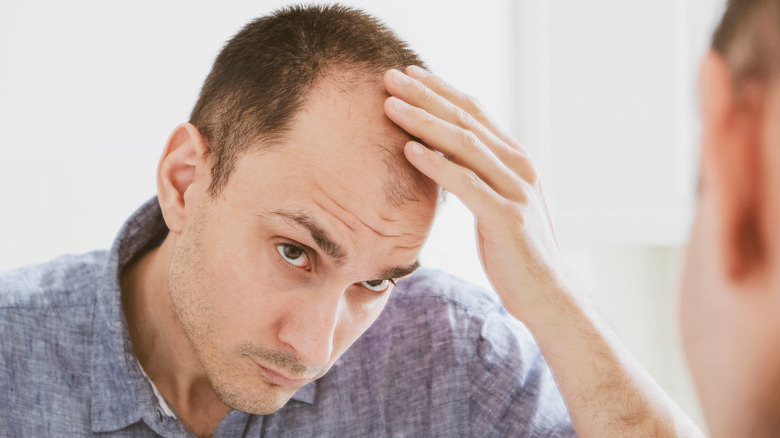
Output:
[90,197,316,433]
[90,197,169,432]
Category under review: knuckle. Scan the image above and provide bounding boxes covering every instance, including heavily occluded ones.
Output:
[420,109,437,127]
[501,202,526,225]
[454,106,474,129]
[421,86,436,104]
[459,169,483,191]
[462,92,486,116]
[506,137,527,152]
[432,76,448,93]
[507,150,539,184]
[524,162,540,185]
[459,129,481,150]
[498,171,530,204]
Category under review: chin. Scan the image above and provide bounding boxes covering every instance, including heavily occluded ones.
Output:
[211,377,296,415]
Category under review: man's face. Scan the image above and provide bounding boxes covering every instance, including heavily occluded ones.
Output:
[167,74,439,414]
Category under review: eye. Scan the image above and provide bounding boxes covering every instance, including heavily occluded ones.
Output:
[360,279,393,293]
[276,243,309,268]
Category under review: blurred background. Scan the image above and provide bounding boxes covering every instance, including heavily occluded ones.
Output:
[0,0,727,431]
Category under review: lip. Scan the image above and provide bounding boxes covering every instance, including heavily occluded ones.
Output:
[255,362,310,388]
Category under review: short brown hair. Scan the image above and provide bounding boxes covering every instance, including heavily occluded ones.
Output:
[189,4,427,199]
[712,0,780,82]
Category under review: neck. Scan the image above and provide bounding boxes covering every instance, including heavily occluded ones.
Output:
[121,235,231,437]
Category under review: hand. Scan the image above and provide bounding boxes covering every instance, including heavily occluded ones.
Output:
[384,67,705,437]
[383,66,576,323]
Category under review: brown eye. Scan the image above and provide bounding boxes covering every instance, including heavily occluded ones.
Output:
[360,279,391,292]
[276,243,308,268]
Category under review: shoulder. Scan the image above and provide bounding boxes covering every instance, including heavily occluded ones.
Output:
[389,268,502,317]
[351,269,575,435]
[384,269,525,344]
[0,251,108,433]
[0,250,108,308]
[388,270,575,435]
[376,268,533,358]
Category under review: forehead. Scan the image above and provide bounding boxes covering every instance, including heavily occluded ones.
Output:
[293,73,418,179]
[222,71,437,241]
[277,72,436,213]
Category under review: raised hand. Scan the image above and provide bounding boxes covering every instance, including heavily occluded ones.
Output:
[383,66,575,323]
[383,66,703,438]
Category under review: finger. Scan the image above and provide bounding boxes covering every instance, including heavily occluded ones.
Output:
[404,65,526,154]
[403,140,521,221]
[386,69,539,185]
[384,69,516,165]
[385,96,525,200]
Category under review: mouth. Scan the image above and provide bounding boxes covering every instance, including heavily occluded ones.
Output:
[254,362,311,388]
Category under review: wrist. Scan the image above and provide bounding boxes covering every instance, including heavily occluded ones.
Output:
[506,279,601,341]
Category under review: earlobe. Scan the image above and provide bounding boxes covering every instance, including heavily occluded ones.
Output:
[700,51,766,281]
[157,123,209,234]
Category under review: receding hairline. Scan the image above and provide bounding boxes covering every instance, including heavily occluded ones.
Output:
[203,66,439,207]
[190,3,430,198]
[311,67,438,207]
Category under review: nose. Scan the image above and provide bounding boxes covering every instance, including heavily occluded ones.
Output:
[277,285,344,368]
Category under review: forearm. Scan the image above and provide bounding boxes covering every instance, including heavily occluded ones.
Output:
[518,287,703,438]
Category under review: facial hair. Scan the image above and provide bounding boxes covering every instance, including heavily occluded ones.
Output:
[167,205,308,415]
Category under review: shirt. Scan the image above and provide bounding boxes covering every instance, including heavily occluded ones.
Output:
[0,197,577,437]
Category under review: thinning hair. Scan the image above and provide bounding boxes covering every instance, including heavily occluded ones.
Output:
[712,0,780,83]
[189,4,432,204]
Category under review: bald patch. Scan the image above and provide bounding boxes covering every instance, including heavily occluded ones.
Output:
[321,68,439,208]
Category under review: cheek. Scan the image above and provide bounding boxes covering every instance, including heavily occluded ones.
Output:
[200,227,296,340]
[334,292,391,352]
[680,198,724,373]
[681,209,707,336]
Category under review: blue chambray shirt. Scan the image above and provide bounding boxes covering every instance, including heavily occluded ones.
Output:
[0,198,577,437]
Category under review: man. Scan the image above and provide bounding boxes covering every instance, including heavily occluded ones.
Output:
[681,0,780,436]
[0,4,702,438]
[0,5,574,437]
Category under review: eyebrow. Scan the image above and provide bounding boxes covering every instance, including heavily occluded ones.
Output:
[270,209,347,265]
[267,209,421,279]
[377,260,420,281]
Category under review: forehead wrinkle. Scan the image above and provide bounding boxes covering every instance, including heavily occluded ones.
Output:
[309,169,431,242]
[315,190,433,247]
[312,189,406,238]
[320,197,405,239]
[307,198,424,278]
[312,198,357,234]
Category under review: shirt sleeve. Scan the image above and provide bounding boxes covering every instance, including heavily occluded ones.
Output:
[467,305,578,437]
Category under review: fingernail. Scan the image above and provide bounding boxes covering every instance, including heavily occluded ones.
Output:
[407,65,427,78]
[392,69,410,86]
[411,143,425,155]
[392,97,410,112]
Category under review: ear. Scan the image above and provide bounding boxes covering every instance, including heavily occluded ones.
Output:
[699,51,766,280]
[157,123,209,234]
